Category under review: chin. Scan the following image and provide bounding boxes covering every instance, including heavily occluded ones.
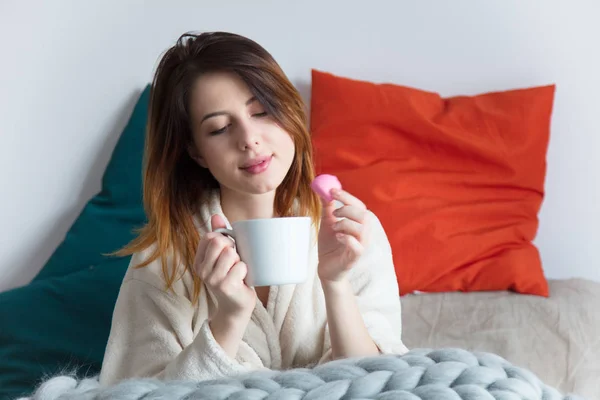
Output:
[243,172,288,194]
[246,180,281,194]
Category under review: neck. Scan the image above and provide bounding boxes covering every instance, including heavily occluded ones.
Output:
[219,186,277,223]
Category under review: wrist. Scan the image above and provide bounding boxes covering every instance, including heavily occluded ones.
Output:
[210,309,251,341]
[213,307,252,327]
[320,276,352,297]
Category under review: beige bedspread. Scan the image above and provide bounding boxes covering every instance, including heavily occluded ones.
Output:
[400,278,600,399]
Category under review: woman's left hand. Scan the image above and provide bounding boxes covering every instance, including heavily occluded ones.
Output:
[317,189,371,284]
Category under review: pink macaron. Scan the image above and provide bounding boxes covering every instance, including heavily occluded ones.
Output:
[311,174,342,203]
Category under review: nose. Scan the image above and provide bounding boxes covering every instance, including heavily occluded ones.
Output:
[236,119,260,151]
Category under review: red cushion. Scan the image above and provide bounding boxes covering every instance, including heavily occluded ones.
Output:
[310,69,554,296]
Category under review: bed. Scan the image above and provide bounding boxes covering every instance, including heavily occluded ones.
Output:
[2,76,598,399]
[12,279,598,399]
[400,278,600,398]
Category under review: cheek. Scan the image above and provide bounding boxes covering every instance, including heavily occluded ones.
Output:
[286,135,297,161]
[188,140,206,166]
[277,130,296,154]
[203,151,230,171]
[197,138,226,164]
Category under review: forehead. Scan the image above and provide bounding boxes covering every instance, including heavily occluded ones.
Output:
[190,71,253,114]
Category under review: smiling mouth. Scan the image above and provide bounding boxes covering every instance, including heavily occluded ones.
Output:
[241,155,273,174]
[241,155,272,168]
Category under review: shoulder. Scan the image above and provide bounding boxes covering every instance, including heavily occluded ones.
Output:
[121,243,197,301]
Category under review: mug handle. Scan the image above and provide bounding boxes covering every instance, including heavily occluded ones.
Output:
[213,228,236,243]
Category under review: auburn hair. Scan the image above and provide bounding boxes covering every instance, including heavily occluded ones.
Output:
[116,31,321,303]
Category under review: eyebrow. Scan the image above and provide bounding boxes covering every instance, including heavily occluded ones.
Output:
[199,96,258,125]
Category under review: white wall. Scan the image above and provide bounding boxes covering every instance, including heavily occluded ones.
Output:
[1,0,598,292]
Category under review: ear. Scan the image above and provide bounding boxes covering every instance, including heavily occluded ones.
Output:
[188,145,208,168]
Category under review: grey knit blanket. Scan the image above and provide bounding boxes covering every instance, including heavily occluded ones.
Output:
[18,348,586,400]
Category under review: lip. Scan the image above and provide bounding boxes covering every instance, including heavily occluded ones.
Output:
[240,155,273,169]
[240,155,273,174]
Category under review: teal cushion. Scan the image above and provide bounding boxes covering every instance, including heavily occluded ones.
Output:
[0,85,150,399]
[34,85,150,281]
[0,259,128,400]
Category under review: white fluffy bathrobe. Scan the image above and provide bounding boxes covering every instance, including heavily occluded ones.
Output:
[99,192,409,386]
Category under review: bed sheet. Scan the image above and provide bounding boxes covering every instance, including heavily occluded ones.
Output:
[400,278,600,399]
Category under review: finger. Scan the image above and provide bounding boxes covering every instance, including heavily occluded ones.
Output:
[331,189,366,210]
[201,237,234,279]
[210,234,236,250]
[193,232,221,273]
[208,247,240,286]
[336,233,364,260]
[333,218,364,241]
[211,214,228,231]
[320,199,338,225]
[227,261,249,284]
[194,240,209,270]
[332,205,367,223]
[198,232,222,248]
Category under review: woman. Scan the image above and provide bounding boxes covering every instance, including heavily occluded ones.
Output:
[99,31,408,385]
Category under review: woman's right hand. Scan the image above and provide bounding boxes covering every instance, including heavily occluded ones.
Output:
[194,214,256,319]
[194,215,256,359]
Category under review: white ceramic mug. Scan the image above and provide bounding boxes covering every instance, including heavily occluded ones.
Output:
[214,216,311,287]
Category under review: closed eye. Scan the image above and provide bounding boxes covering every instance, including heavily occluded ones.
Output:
[210,124,230,135]
[209,112,266,135]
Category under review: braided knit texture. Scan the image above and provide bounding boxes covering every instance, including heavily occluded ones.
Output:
[18,348,586,400]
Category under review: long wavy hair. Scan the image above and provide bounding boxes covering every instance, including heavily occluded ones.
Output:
[116,31,321,303]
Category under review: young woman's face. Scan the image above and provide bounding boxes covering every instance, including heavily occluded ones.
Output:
[188,71,295,196]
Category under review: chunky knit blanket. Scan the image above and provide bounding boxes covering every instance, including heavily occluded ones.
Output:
[18,348,585,400]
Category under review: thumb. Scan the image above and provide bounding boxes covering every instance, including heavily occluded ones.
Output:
[211,214,228,231]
